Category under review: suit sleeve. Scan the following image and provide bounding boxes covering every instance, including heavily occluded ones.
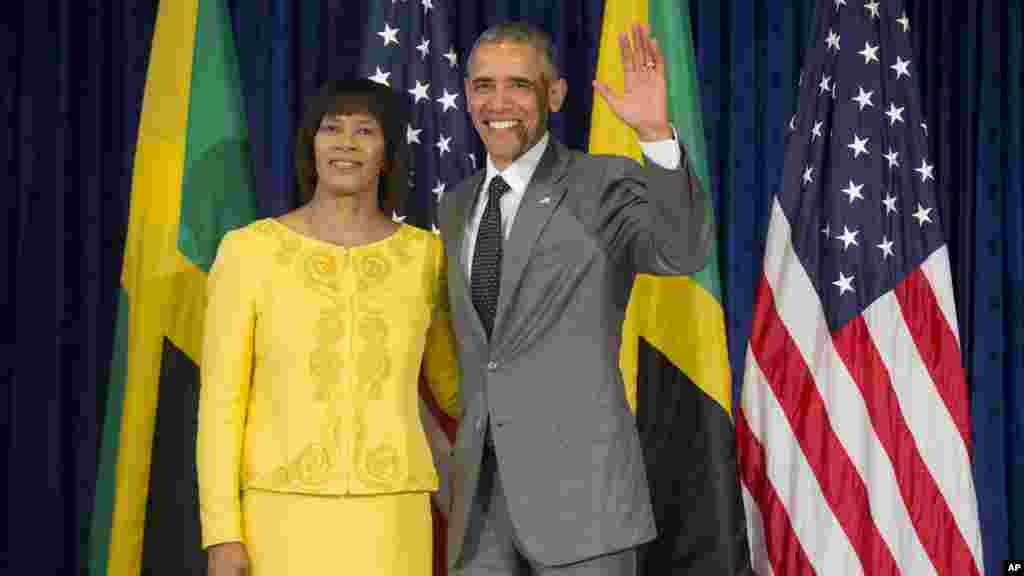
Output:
[422,237,462,419]
[196,230,256,549]
[596,147,714,277]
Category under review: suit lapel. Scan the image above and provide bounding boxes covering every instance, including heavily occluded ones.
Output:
[492,140,572,343]
[448,171,487,344]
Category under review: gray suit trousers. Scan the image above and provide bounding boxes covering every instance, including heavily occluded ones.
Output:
[452,427,638,576]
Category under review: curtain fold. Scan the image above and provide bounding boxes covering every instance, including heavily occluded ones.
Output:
[4,2,157,574]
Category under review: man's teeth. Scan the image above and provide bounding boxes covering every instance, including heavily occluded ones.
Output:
[489,120,519,129]
[330,160,359,168]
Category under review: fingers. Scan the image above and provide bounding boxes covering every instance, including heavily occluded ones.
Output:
[641,24,662,72]
[651,36,664,70]
[619,30,636,74]
[634,24,650,68]
[622,24,659,74]
[619,22,663,78]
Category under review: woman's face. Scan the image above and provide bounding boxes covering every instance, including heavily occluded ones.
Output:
[313,112,387,199]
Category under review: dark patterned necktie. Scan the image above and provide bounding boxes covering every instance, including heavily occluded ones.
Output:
[471,175,510,338]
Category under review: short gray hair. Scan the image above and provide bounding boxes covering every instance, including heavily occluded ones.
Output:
[467,22,559,80]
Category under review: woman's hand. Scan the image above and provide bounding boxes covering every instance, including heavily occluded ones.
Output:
[207,541,250,576]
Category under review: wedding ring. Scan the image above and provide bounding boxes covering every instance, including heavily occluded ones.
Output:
[644,61,656,70]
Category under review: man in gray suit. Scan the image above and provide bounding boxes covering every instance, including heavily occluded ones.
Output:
[438,21,712,576]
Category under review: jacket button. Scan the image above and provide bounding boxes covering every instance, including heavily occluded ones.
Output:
[487,361,498,371]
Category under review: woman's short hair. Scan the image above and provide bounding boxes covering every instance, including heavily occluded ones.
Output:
[294,78,411,212]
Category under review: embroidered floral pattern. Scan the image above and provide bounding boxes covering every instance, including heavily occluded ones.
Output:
[253,224,441,493]
[303,248,342,300]
[357,253,391,292]
[252,219,301,265]
[364,444,400,486]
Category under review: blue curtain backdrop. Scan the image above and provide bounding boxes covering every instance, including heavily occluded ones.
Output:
[3,0,1020,573]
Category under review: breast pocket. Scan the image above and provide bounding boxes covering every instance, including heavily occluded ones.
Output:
[527,241,585,271]
[526,207,597,272]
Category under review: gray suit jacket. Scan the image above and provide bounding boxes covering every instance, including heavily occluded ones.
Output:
[438,137,712,568]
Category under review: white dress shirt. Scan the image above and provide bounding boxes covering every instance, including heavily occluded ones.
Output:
[464,130,681,280]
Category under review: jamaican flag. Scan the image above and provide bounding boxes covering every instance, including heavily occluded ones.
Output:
[89,0,257,573]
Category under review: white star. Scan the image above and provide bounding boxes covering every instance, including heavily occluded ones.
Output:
[421,0,434,12]
[822,222,832,238]
[378,23,400,46]
[864,0,881,19]
[832,82,839,100]
[835,0,847,10]
[408,80,430,104]
[826,28,841,52]
[468,153,477,170]
[852,85,875,110]
[812,120,824,141]
[833,271,855,295]
[915,158,935,182]
[437,89,459,112]
[884,147,900,169]
[406,124,422,144]
[443,47,458,68]
[897,11,911,33]
[368,67,391,87]
[819,74,832,95]
[392,210,406,223]
[432,179,446,201]
[416,38,430,59]
[858,41,880,64]
[882,193,898,214]
[837,225,860,250]
[891,56,912,79]
[921,121,929,136]
[885,102,905,126]
[841,180,865,203]
[431,222,440,235]
[802,165,815,185]
[436,134,452,155]
[848,133,870,158]
[789,114,797,131]
[913,203,934,226]
[877,236,895,259]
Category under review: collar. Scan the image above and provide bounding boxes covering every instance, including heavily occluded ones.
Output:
[483,131,550,195]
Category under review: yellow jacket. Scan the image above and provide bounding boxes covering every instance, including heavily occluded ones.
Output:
[196,219,461,548]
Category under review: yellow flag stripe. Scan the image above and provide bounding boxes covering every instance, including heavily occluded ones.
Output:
[107,1,199,573]
[590,0,732,416]
[165,254,209,364]
[625,276,732,412]
[590,0,646,162]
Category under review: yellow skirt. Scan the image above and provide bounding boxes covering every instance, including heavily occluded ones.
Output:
[241,489,432,575]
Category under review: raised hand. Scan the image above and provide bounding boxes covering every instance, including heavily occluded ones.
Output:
[593,23,672,142]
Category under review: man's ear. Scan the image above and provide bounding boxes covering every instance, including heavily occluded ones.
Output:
[548,78,567,113]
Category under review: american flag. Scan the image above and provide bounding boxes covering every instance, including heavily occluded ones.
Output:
[737,1,985,575]
[360,0,471,572]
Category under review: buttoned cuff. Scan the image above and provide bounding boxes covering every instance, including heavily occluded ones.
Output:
[639,125,681,170]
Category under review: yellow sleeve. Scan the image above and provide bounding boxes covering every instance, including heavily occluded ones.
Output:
[422,238,462,419]
[196,229,257,549]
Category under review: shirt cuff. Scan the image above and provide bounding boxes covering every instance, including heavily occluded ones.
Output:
[639,125,681,170]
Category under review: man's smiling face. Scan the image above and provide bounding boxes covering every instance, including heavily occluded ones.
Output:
[465,41,566,170]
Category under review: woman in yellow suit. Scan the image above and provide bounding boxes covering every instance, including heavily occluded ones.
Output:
[197,78,461,576]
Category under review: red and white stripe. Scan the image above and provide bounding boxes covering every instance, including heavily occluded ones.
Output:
[738,199,984,575]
